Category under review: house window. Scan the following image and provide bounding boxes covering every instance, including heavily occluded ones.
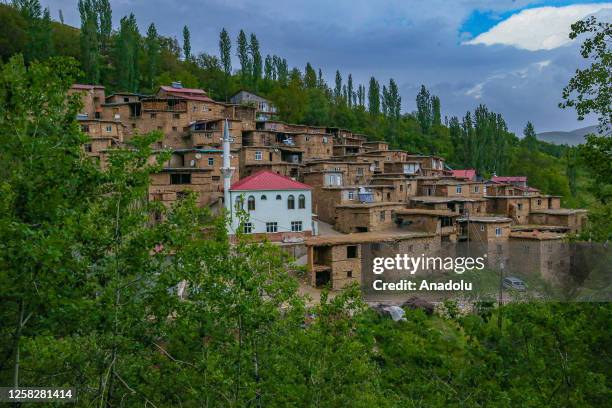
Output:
[261,195,267,200]
[247,196,256,211]
[480,225,485,231]
[346,271,353,278]
[172,126,177,131]
[173,113,180,119]
[243,222,253,234]
[287,195,295,209]
[456,185,462,194]
[170,173,191,184]
[347,245,357,258]
[495,227,502,237]
[357,167,364,176]
[235,196,243,210]
[255,151,263,161]
[276,194,282,200]
[291,221,302,232]
[441,217,453,227]
[266,222,278,233]
[305,136,310,141]
[380,211,386,221]
[517,203,523,210]
[537,199,542,206]
[424,243,430,250]
[81,124,90,132]
[322,136,328,143]
[212,176,220,182]
[348,191,355,200]
[298,194,306,209]
[473,185,480,193]
[208,157,214,166]
[84,143,92,153]
[123,97,129,102]
[150,113,157,118]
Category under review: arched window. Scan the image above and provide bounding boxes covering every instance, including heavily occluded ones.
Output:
[261,195,267,200]
[234,196,243,211]
[247,195,255,211]
[287,195,295,209]
[298,194,306,209]
[276,194,282,200]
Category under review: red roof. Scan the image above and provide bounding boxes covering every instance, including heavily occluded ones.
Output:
[492,176,527,183]
[230,170,312,191]
[451,169,476,180]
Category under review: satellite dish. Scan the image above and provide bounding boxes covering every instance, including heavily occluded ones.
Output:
[195,153,202,159]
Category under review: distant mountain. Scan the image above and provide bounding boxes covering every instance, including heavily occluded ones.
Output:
[537,125,600,146]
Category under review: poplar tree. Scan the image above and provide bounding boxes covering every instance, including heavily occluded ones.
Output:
[264,55,273,81]
[347,74,353,107]
[388,78,401,119]
[144,23,160,91]
[381,85,388,116]
[219,28,232,76]
[96,0,112,54]
[334,70,342,100]
[367,77,380,115]
[236,30,251,82]
[304,62,317,88]
[432,95,441,125]
[249,33,262,86]
[78,0,100,84]
[416,85,432,133]
[115,14,140,92]
[183,25,191,61]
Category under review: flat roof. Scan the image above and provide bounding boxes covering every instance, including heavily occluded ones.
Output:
[395,209,458,217]
[510,231,566,241]
[457,216,512,223]
[410,196,487,203]
[511,224,570,232]
[306,231,435,246]
[335,201,405,209]
[530,208,587,215]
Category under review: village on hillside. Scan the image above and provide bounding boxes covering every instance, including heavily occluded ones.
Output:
[72,81,588,291]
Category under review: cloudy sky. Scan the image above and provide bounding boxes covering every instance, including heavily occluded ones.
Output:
[43,0,611,134]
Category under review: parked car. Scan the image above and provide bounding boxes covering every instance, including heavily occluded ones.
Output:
[502,276,526,291]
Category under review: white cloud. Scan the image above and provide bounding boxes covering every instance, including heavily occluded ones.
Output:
[465,3,612,51]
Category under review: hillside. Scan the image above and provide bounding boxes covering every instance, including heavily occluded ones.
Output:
[537,125,599,146]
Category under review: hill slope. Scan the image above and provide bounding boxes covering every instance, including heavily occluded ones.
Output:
[537,125,599,146]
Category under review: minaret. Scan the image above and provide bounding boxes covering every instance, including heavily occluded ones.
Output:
[221,119,234,215]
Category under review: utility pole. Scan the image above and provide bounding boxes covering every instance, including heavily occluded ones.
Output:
[498,261,504,331]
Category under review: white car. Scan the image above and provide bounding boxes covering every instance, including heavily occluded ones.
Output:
[502,276,526,291]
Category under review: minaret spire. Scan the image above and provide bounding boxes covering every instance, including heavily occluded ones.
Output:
[221,119,234,215]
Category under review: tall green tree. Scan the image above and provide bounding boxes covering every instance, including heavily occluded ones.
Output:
[143,23,160,91]
[432,95,441,126]
[416,85,432,133]
[249,33,262,88]
[114,13,140,92]
[78,0,100,84]
[334,70,342,101]
[347,73,354,107]
[304,62,317,88]
[96,0,112,54]
[522,121,538,150]
[219,28,232,76]
[182,25,191,61]
[367,77,380,115]
[236,29,251,83]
